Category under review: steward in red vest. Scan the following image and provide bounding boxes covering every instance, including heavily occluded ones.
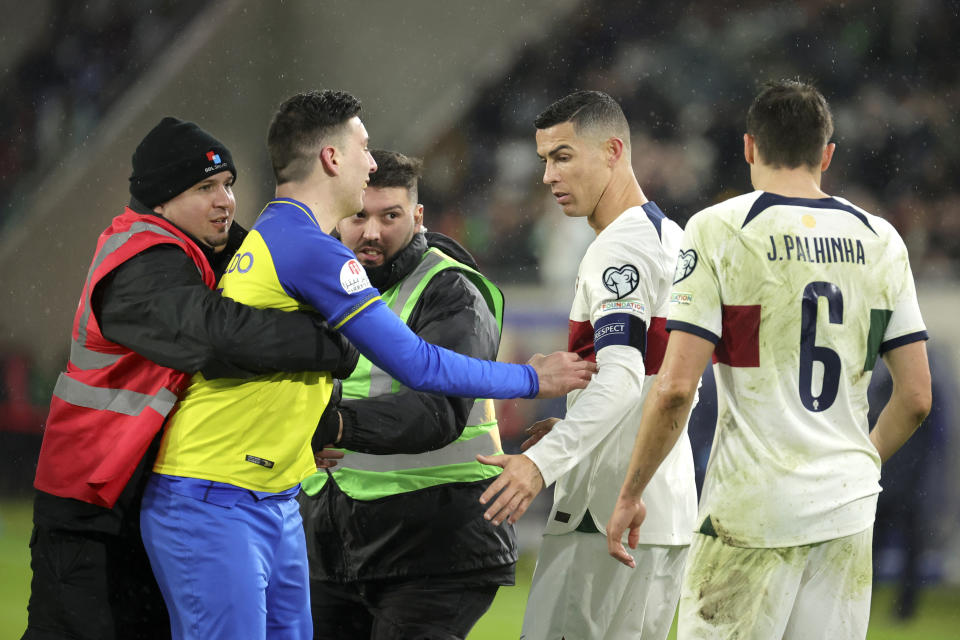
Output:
[34,208,215,508]
[22,117,356,640]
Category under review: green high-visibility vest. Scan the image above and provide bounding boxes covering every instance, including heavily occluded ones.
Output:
[301,247,505,500]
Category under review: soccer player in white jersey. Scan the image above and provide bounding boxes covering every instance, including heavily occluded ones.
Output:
[607,80,932,639]
[477,90,698,639]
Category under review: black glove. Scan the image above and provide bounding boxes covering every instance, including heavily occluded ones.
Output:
[314,319,360,379]
[330,330,359,380]
[313,380,343,449]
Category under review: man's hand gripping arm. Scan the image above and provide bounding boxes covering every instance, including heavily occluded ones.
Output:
[478,343,646,525]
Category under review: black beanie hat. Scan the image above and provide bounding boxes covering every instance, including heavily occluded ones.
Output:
[129,117,237,207]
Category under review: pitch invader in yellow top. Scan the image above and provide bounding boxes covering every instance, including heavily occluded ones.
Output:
[140,90,596,640]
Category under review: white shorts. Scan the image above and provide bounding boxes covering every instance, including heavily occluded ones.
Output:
[521,531,688,640]
[679,527,873,640]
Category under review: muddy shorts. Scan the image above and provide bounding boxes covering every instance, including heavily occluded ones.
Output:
[679,527,873,639]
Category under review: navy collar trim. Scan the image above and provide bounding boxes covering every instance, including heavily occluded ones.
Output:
[642,201,665,240]
[742,192,876,235]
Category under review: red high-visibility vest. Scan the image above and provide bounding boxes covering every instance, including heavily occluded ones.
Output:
[34,208,215,508]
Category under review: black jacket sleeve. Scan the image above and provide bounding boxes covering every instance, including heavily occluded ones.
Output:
[92,244,356,377]
[336,269,500,454]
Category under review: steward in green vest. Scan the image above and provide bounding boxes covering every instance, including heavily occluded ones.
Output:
[299,149,517,639]
[302,241,506,501]
[300,232,517,575]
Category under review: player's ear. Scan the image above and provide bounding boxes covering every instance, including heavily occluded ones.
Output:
[319,146,339,176]
[607,137,625,166]
[820,142,836,173]
[743,134,755,165]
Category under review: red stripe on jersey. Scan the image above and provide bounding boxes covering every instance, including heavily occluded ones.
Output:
[569,316,670,373]
[645,317,668,374]
[568,320,596,363]
[716,304,761,367]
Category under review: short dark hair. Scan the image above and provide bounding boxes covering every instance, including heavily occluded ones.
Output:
[267,90,362,184]
[746,80,834,169]
[534,90,630,147]
[368,149,423,201]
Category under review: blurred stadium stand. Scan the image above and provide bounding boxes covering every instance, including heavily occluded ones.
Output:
[415,0,960,286]
[0,1,198,232]
[1,0,957,598]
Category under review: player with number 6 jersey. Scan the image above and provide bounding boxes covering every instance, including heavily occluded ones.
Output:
[607,79,931,640]
[671,189,926,548]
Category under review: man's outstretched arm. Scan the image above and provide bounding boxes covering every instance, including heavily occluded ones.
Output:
[476,344,646,526]
[341,302,595,400]
[335,271,497,454]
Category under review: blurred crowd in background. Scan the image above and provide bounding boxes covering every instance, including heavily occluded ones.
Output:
[3,2,957,279]
[417,0,959,285]
[0,1,195,230]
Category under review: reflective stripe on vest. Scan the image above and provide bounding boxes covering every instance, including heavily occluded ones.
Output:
[75,221,181,356]
[53,374,178,417]
[317,247,505,499]
[342,401,499,472]
[69,339,121,370]
[34,211,213,508]
[54,219,189,419]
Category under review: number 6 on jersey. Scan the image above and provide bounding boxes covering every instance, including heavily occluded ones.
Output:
[799,281,843,412]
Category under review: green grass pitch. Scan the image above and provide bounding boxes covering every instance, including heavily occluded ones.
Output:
[2,498,958,639]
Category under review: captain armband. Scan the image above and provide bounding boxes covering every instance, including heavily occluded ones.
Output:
[593,313,647,355]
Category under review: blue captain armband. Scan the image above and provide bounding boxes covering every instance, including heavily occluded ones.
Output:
[594,313,647,355]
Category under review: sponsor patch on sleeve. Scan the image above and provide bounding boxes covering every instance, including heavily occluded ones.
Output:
[599,299,646,315]
[339,259,372,294]
[593,312,648,355]
[670,292,694,305]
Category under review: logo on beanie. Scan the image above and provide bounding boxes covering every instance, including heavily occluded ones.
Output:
[204,149,228,173]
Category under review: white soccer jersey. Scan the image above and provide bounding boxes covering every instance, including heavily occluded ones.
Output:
[668,190,927,548]
[525,203,698,545]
